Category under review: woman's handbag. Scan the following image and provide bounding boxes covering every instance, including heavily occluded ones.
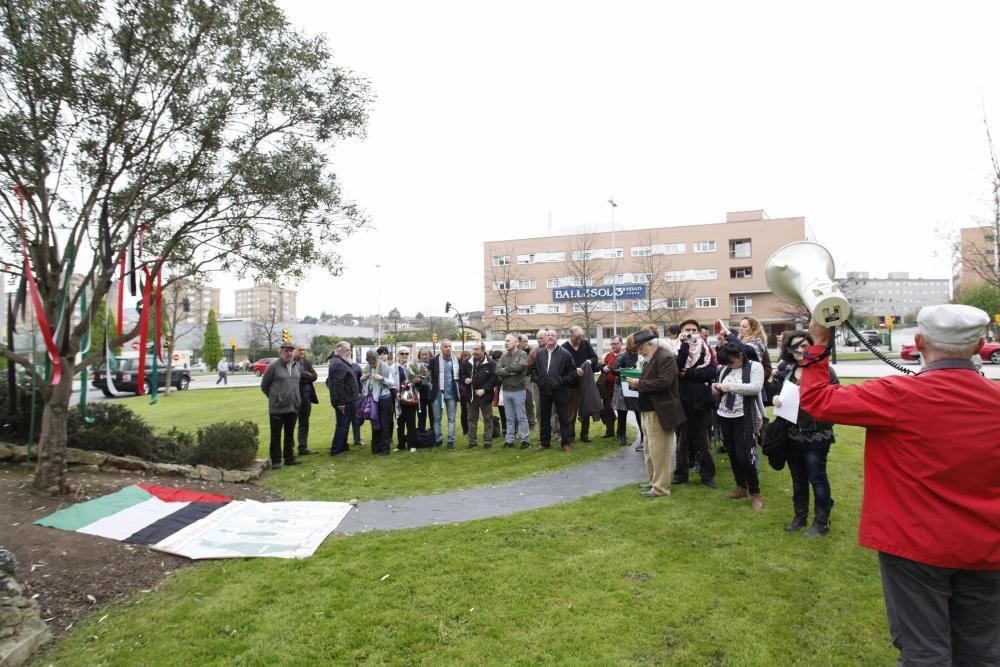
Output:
[761,417,790,471]
[398,384,419,407]
[356,387,379,428]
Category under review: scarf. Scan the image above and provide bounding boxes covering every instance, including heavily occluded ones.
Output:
[683,337,711,371]
[438,354,458,392]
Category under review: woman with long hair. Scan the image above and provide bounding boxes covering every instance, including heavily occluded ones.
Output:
[713,341,765,510]
[770,330,839,536]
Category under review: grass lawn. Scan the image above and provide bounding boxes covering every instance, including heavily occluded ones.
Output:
[123,386,628,502]
[38,421,897,666]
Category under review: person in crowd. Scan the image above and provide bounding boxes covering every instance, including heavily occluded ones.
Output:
[611,333,643,451]
[517,333,536,429]
[800,304,1000,666]
[260,341,301,467]
[293,343,318,456]
[601,336,628,444]
[699,324,718,364]
[350,355,365,447]
[327,341,359,457]
[216,357,229,385]
[562,326,599,442]
[360,349,396,456]
[673,319,717,489]
[713,341,765,510]
[458,349,473,437]
[770,330,838,536]
[411,347,433,432]
[490,349,505,438]
[428,339,461,448]
[497,333,530,448]
[626,328,685,498]
[718,316,771,376]
[666,324,681,342]
[378,345,397,447]
[464,341,497,448]
[529,329,576,451]
[394,347,417,452]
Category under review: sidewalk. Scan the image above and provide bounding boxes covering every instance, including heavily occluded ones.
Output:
[335,444,648,533]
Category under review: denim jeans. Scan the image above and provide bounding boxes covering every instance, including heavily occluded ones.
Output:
[331,401,354,454]
[431,395,458,444]
[503,389,529,443]
[786,445,832,513]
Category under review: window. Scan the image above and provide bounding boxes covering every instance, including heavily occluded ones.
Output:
[543,304,566,314]
[511,279,535,290]
[517,305,536,315]
[492,255,510,266]
[730,295,752,314]
[573,302,624,313]
[517,252,565,264]
[602,272,652,285]
[694,240,716,253]
[665,269,718,282]
[572,247,624,261]
[632,298,686,310]
[665,297,688,309]
[546,276,594,288]
[696,297,718,308]
[631,243,685,257]
[493,280,508,291]
[492,306,507,316]
[729,239,752,259]
[730,267,752,279]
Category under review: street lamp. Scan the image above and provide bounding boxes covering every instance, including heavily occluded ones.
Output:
[445,301,466,351]
[375,263,382,347]
[608,197,618,336]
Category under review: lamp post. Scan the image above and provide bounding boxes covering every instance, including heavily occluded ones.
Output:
[608,197,618,336]
[445,301,466,351]
[375,263,382,347]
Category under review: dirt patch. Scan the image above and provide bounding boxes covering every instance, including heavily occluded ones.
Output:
[0,464,281,637]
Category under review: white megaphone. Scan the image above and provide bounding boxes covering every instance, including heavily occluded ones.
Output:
[765,241,851,327]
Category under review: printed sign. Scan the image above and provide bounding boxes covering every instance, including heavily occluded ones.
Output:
[552,284,646,302]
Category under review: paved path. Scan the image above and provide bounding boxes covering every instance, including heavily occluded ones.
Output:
[335,445,648,533]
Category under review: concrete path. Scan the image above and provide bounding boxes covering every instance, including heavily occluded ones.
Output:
[335,445,648,533]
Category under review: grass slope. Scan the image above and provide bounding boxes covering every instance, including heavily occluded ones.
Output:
[39,423,897,666]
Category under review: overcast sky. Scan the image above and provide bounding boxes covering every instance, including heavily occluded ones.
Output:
[216,0,1000,320]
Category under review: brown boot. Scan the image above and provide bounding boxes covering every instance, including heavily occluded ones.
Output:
[725,487,749,499]
[750,494,764,510]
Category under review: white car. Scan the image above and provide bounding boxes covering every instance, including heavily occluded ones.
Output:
[189,362,209,372]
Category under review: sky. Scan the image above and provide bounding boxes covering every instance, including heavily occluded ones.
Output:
[215,0,1000,320]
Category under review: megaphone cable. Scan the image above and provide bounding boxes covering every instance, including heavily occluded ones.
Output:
[842,320,915,376]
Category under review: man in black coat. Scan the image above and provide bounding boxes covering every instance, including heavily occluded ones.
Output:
[530,329,577,451]
[673,320,717,488]
[294,344,320,455]
[464,341,497,448]
[327,341,360,456]
[562,326,600,442]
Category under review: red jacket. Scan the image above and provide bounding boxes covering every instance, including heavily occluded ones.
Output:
[800,347,1000,570]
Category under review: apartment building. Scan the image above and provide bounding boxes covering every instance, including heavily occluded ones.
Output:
[107,277,220,327]
[483,210,807,339]
[234,282,297,322]
[952,225,998,300]
[841,271,950,321]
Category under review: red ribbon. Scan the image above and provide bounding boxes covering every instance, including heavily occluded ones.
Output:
[14,185,61,386]
[136,266,153,394]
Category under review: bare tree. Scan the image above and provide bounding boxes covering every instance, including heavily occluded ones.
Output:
[559,231,610,337]
[632,232,694,328]
[953,119,1000,291]
[251,306,282,352]
[486,247,527,334]
[160,277,202,394]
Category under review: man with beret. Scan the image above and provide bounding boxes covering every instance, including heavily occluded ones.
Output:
[626,328,685,498]
[800,304,1000,666]
[260,340,302,467]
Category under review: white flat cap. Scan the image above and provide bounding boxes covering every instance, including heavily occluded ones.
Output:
[917,304,989,345]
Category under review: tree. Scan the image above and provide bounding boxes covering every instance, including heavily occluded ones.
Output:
[160,277,201,394]
[88,299,122,360]
[559,231,609,337]
[387,307,402,339]
[203,309,223,370]
[0,0,371,491]
[956,122,1000,290]
[250,306,282,351]
[959,282,1000,317]
[300,315,318,324]
[486,248,526,334]
[631,232,694,329]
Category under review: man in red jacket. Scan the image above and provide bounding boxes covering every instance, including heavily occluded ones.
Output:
[800,304,1000,666]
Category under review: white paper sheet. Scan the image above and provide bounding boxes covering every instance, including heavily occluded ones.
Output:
[774,381,800,424]
[621,380,638,398]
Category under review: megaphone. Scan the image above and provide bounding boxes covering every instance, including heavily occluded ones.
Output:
[765,241,851,327]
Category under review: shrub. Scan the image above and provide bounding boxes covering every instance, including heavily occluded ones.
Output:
[0,375,44,443]
[67,404,194,464]
[190,421,259,469]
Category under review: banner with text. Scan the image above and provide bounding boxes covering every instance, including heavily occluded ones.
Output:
[552,284,646,302]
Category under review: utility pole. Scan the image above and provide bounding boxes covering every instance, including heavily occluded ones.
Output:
[608,198,618,336]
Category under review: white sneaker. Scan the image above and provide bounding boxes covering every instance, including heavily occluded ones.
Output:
[409,447,417,453]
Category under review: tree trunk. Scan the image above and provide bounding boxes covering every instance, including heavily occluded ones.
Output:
[32,355,75,494]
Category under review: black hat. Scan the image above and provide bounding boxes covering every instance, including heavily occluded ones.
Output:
[633,329,656,345]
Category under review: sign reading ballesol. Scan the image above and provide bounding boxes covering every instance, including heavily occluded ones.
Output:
[552,284,646,302]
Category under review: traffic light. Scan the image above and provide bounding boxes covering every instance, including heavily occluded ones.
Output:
[164,332,172,349]
[994,313,1000,325]
[463,331,470,343]
[431,332,438,343]
[885,316,895,329]
[282,328,291,343]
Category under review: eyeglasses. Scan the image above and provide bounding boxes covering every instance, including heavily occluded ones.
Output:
[399,353,409,356]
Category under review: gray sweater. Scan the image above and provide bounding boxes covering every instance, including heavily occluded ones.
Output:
[261,358,302,414]
[496,349,529,391]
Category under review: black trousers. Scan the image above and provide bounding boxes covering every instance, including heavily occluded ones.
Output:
[538,390,572,446]
[417,386,431,431]
[372,397,393,455]
[297,397,312,453]
[719,414,759,494]
[396,404,417,449]
[879,552,1000,666]
[269,412,297,463]
[675,408,715,481]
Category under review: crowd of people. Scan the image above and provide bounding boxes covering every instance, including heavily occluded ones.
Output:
[257,305,1000,665]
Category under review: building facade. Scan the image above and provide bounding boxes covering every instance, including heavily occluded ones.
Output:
[840,271,950,321]
[483,210,808,340]
[952,225,998,301]
[234,282,297,322]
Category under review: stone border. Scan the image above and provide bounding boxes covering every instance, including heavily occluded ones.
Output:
[0,444,270,483]
[0,549,51,667]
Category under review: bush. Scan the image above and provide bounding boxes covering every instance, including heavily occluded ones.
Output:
[190,421,259,469]
[67,404,194,464]
[0,374,45,443]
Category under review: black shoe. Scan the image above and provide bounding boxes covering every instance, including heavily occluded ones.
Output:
[671,475,688,485]
[483,443,491,449]
[700,478,718,489]
[354,441,365,447]
[284,459,302,466]
[617,435,626,446]
[520,442,530,449]
[298,449,316,456]
[503,442,514,448]
[468,443,478,449]
[270,460,282,467]
[580,436,592,443]
[603,431,615,439]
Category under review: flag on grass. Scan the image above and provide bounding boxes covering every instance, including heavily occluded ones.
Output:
[36,484,351,560]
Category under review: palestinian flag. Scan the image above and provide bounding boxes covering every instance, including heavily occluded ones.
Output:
[36,484,352,560]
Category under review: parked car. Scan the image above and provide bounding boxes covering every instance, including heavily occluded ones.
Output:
[901,341,1000,364]
[846,330,882,347]
[254,358,276,376]
[189,362,208,372]
[92,357,192,397]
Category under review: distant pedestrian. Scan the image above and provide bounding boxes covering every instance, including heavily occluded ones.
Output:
[260,341,301,467]
[216,358,229,385]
